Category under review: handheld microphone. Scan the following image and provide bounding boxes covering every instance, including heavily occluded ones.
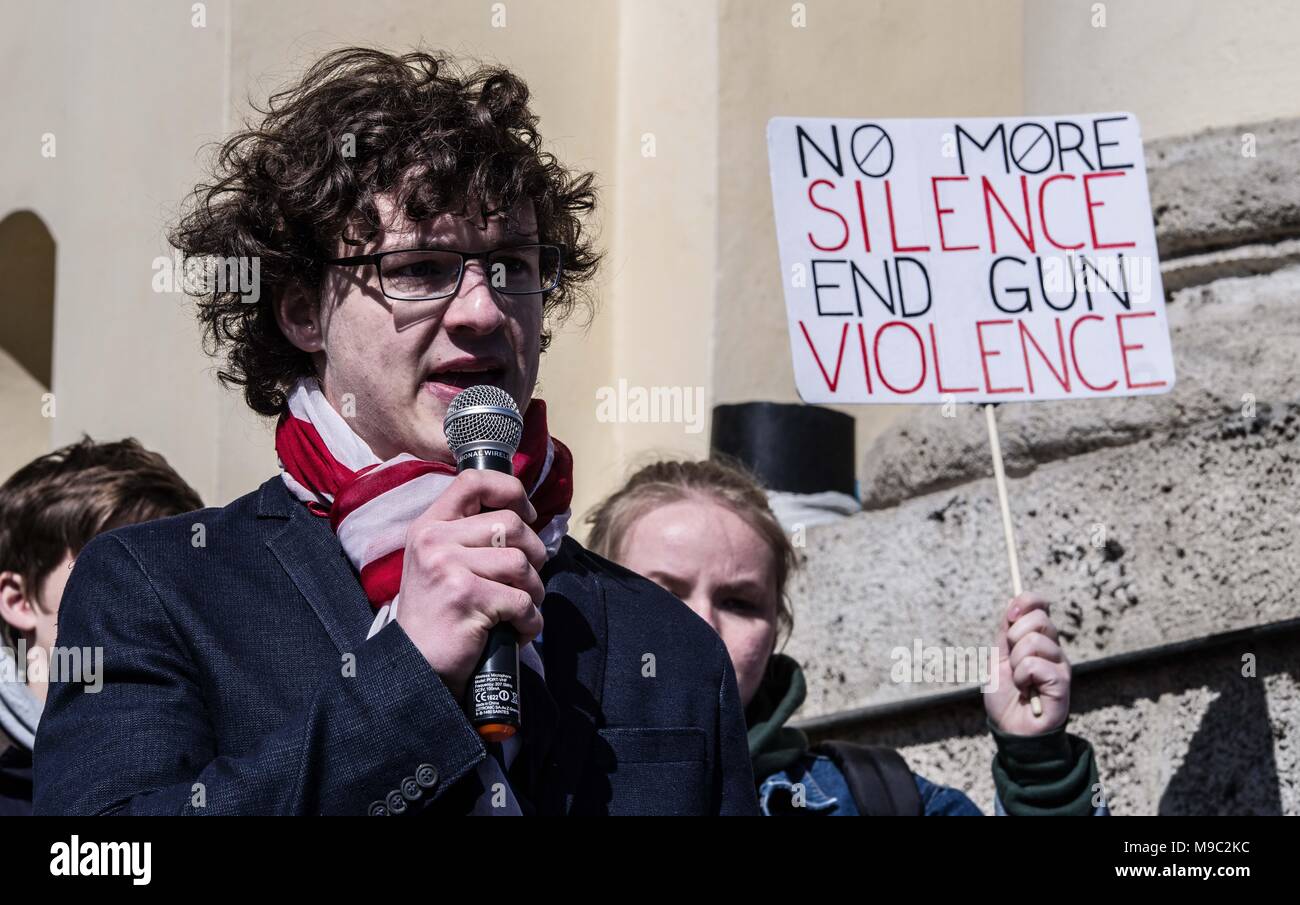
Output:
[443,385,525,743]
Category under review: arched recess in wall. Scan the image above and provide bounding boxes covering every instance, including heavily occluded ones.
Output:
[0,210,56,479]
[0,210,56,389]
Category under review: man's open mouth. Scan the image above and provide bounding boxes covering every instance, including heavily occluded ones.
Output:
[423,358,509,397]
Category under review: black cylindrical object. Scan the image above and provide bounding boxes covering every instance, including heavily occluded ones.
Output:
[710,402,856,496]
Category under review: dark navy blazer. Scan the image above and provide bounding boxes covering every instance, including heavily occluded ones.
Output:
[33,476,758,815]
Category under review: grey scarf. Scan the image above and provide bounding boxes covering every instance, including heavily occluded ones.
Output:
[0,643,41,751]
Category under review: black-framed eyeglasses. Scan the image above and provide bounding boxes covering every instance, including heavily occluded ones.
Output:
[324,244,563,302]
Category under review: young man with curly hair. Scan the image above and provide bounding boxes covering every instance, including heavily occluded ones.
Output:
[34,49,757,816]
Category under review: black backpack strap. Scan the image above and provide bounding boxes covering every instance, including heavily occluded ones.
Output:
[814,741,924,816]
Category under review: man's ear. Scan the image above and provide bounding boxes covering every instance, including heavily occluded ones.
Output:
[0,571,37,636]
[275,282,324,354]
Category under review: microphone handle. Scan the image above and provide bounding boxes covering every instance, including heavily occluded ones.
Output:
[457,448,522,743]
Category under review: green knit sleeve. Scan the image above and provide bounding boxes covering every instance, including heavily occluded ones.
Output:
[989,719,1103,816]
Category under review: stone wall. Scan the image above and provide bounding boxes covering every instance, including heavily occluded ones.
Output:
[783,119,1300,815]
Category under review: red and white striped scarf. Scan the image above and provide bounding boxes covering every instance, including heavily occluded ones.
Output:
[275,378,574,618]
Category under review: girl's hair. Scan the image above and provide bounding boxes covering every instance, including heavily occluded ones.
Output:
[586,457,797,642]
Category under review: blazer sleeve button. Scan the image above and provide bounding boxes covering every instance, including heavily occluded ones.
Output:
[367,801,389,817]
[401,776,423,801]
[385,789,409,815]
[415,763,439,789]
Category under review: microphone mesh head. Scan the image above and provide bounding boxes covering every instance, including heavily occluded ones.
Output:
[443,385,524,457]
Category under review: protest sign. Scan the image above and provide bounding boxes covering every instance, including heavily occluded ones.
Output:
[767,113,1173,404]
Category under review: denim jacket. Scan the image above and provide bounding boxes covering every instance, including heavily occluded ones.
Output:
[748,655,1108,816]
[758,750,1111,816]
[758,751,982,816]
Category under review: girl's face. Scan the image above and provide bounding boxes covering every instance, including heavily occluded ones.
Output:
[617,497,780,707]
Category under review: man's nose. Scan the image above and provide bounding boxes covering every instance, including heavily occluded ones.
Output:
[441,263,506,335]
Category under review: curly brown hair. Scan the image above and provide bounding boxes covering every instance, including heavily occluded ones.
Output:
[170,47,601,417]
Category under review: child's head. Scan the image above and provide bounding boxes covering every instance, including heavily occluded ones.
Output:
[0,437,202,664]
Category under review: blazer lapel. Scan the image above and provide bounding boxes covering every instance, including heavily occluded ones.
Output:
[258,478,373,652]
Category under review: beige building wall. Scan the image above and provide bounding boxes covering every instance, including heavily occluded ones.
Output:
[0,0,231,498]
[0,349,47,480]
[1025,0,1300,139]
[3,0,1299,526]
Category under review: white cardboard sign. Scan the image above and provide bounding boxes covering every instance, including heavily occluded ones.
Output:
[767,114,1174,404]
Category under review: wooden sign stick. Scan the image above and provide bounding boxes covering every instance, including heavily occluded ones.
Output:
[984,403,1043,718]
